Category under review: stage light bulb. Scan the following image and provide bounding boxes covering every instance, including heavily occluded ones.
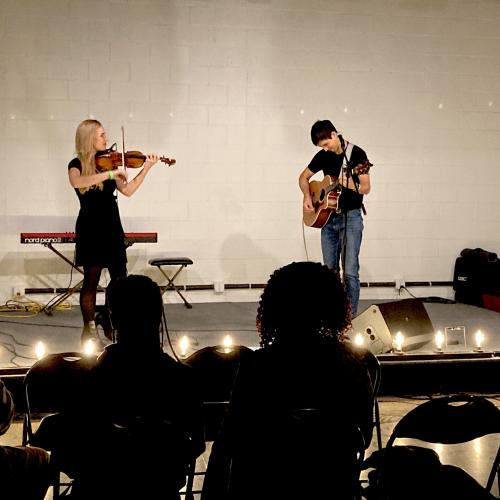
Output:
[394,331,404,353]
[474,330,484,351]
[222,334,233,353]
[83,339,96,355]
[434,330,444,352]
[35,341,46,360]
[354,333,365,346]
[179,336,189,357]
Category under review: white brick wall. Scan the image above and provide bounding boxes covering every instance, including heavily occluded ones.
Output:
[1,0,500,303]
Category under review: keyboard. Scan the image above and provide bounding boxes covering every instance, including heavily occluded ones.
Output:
[20,232,158,244]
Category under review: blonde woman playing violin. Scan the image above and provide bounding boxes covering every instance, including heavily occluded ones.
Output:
[68,119,159,347]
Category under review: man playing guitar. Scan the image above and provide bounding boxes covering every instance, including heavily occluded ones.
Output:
[299,120,371,316]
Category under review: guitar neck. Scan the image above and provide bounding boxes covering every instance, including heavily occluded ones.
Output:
[326,162,371,193]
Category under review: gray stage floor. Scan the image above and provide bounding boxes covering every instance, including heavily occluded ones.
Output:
[0,298,500,370]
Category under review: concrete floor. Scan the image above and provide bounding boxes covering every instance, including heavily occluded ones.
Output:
[1,396,498,498]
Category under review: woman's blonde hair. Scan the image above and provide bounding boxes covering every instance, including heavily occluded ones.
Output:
[75,119,103,193]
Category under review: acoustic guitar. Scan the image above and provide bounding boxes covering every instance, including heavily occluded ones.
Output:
[303,161,372,228]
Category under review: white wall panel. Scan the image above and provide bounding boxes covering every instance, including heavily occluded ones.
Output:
[1,0,500,303]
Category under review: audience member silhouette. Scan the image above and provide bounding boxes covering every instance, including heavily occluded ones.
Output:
[0,378,53,500]
[202,261,374,500]
[364,443,497,499]
[67,274,205,499]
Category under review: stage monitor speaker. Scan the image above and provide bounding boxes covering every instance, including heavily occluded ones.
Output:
[348,298,435,354]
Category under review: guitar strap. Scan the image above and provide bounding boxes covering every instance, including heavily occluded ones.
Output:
[342,142,354,173]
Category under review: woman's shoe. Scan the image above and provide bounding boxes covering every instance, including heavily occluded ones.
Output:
[94,307,114,341]
[81,321,105,351]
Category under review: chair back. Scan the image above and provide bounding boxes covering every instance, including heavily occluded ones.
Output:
[184,345,253,440]
[87,416,193,498]
[387,394,500,447]
[385,393,500,493]
[21,352,97,498]
[287,407,366,473]
[22,352,97,445]
[225,407,366,499]
[355,347,382,450]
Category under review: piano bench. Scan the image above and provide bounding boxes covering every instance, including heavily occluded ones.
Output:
[149,257,194,309]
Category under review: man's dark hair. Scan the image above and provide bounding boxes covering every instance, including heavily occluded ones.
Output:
[256,261,351,347]
[310,120,337,146]
[107,274,163,350]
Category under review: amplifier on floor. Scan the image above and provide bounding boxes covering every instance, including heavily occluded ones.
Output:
[348,298,435,354]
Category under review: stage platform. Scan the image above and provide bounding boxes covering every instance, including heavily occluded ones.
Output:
[0,298,499,396]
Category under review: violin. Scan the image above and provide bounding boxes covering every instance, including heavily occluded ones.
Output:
[95,143,176,171]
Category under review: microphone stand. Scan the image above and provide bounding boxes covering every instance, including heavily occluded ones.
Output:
[341,157,351,293]
[339,136,361,313]
[338,136,350,291]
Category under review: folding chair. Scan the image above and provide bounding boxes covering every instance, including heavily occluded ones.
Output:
[149,257,193,308]
[201,406,367,500]
[184,345,253,440]
[183,344,254,498]
[280,408,367,500]
[356,347,383,451]
[385,394,500,494]
[69,415,194,500]
[22,352,97,498]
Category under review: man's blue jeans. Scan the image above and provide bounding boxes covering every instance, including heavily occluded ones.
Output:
[321,208,363,316]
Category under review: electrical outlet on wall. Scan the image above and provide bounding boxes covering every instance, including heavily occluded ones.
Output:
[12,285,24,297]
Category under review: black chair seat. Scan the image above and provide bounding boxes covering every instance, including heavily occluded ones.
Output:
[149,258,193,267]
[148,257,194,308]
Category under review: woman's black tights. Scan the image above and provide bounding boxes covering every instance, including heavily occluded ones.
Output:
[80,264,126,324]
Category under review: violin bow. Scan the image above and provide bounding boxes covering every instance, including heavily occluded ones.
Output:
[121,125,127,175]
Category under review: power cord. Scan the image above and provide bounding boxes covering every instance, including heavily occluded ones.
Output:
[399,286,417,298]
[161,305,181,362]
[301,221,310,261]
[399,286,456,304]
[41,250,79,313]
[0,330,37,367]
[0,297,72,317]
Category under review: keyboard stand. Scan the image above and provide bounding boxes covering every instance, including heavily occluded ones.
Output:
[20,232,158,315]
[41,240,135,315]
[41,242,83,315]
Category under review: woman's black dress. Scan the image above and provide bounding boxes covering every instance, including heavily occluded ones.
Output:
[68,158,127,268]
